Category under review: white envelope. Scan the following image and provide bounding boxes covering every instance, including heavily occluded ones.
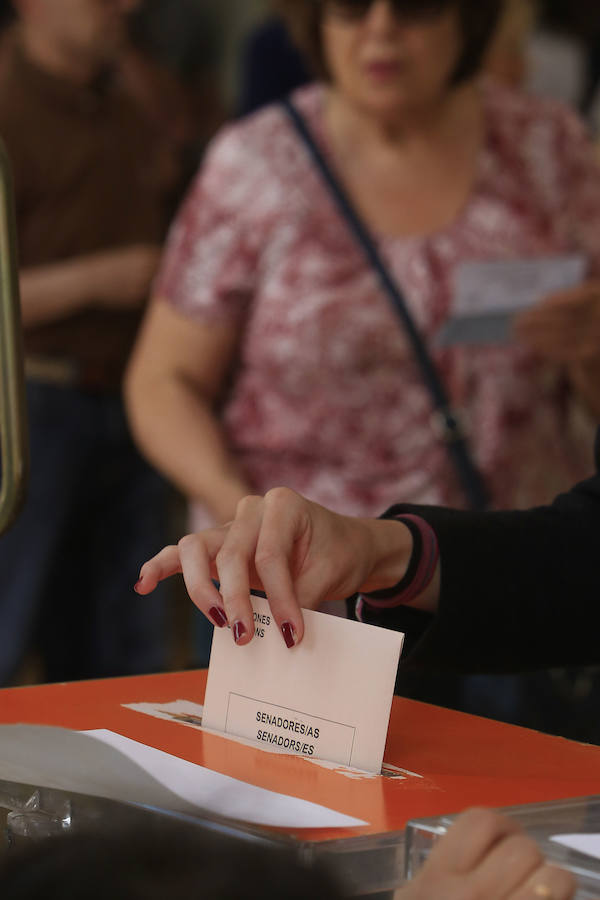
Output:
[202,596,404,774]
[0,725,366,829]
[551,833,600,861]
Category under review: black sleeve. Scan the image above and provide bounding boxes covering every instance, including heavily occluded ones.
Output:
[358,439,600,673]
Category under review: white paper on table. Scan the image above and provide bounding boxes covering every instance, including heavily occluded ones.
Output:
[203,596,404,774]
[0,724,367,829]
[436,254,586,346]
[550,833,600,861]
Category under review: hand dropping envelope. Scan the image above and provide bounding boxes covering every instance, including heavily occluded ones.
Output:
[436,254,586,346]
[202,596,404,773]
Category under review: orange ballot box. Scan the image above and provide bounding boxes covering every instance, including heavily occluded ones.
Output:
[2,669,600,894]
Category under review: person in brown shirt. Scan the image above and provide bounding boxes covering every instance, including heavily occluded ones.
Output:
[0,0,177,684]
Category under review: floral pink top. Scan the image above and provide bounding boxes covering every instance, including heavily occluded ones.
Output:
[155,81,600,519]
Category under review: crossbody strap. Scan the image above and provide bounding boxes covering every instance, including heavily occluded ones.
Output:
[282,97,488,511]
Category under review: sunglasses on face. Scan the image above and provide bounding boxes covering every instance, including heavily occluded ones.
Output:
[324,0,449,20]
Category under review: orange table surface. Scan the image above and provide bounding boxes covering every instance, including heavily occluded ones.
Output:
[1,669,599,843]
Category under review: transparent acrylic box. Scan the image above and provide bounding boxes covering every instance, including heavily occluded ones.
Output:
[405,795,600,899]
[0,777,406,897]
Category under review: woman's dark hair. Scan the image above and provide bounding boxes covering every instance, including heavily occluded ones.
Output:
[0,823,345,900]
[275,0,505,86]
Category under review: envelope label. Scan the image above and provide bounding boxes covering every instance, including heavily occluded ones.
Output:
[225,693,356,765]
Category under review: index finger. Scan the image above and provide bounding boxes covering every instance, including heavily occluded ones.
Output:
[429,808,521,874]
[215,496,266,647]
[537,281,596,308]
[136,545,183,593]
[253,488,308,648]
[136,531,228,630]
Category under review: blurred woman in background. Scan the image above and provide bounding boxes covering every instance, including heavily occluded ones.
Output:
[126,0,600,529]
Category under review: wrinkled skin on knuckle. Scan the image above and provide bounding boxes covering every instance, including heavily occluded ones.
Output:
[264,485,299,509]
[227,591,252,609]
[460,807,504,838]
[254,542,281,572]
[447,808,513,874]
[151,543,178,564]
[235,494,262,516]
[177,534,197,554]
[214,545,236,569]
[504,834,543,871]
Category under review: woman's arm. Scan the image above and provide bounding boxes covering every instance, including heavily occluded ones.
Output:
[19,245,161,327]
[373,456,600,673]
[124,299,251,524]
[137,433,600,665]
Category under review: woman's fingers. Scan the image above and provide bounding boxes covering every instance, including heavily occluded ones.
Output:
[136,529,227,629]
[177,533,227,628]
[512,864,576,900]
[136,492,311,649]
[137,490,369,650]
[215,489,324,649]
[471,831,544,898]
[135,545,184,593]
[215,495,267,646]
[412,810,576,900]
[429,808,520,874]
[253,488,311,647]
[515,285,600,363]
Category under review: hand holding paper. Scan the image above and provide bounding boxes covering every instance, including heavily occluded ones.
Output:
[437,255,587,347]
[203,595,403,773]
[137,490,422,649]
[514,280,600,364]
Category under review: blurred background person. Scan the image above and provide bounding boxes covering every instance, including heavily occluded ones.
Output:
[236,0,538,115]
[527,0,600,130]
[236,0,600,144]
[483,0,536,88]
[0,0,188,685]
[125,0,600,703]
[456,0,600,739]
[125,0,228,192]
[126,0,600,538]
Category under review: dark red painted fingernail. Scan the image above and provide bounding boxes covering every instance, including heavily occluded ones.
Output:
[281,622,296,649]
[209,606,228,628]
[233,621,247,644]
[134,579,143,593]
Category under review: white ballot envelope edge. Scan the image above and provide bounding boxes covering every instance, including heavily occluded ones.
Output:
[437,254,587,346]
[0,724,367,829]
[452,255,587,317]
[550,833,600,862]
[202,596,404,774]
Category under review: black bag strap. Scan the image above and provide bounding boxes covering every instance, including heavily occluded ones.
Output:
[282,97,489,511]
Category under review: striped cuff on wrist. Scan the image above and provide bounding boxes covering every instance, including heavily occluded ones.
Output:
[356,514,439,621]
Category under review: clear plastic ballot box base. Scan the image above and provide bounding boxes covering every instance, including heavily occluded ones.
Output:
[0,779,406,897]
[4,670,600,897]
[405,796,600,899]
